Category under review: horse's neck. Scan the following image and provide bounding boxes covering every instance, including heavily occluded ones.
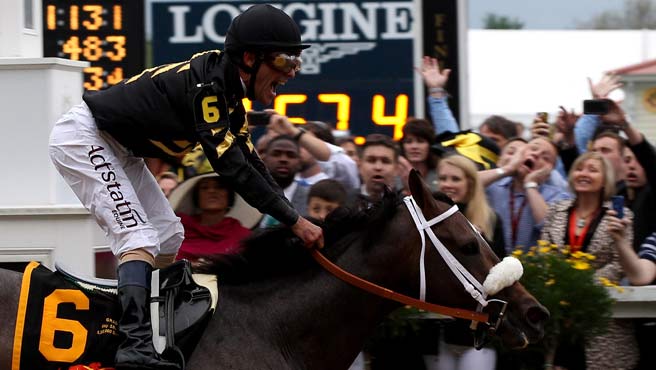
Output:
[206,251,400,370]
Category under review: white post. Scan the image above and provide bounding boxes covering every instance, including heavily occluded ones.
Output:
[0,57,108,276]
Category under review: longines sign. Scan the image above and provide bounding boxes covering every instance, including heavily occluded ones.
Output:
[150,0,438,138]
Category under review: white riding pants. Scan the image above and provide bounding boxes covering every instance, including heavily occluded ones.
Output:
[48,102,184,257]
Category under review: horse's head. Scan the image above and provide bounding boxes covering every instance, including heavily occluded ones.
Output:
[403,170,549,349]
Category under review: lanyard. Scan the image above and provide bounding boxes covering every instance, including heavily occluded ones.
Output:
[509,187,528,247]
[568,209,598,252]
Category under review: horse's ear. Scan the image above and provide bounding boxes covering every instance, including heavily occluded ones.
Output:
[408,169,431,209]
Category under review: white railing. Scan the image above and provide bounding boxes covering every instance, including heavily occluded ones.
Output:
[609,285,656,318]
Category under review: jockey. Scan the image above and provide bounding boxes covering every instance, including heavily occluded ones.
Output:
[48,4,323,369]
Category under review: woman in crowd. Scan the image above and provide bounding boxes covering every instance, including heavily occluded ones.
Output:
[169,173,255,261]
[434,154,505,370]
[540,151,637,370]
[400,118,439,191]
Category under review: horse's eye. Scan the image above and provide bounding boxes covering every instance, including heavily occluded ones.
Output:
[462,240,480,255]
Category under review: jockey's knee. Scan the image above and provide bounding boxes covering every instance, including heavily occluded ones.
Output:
[119,248,155,267]
[154,253,177,269]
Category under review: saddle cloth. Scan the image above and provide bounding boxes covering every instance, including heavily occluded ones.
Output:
[12,262,120,370]
[12,261,217,370]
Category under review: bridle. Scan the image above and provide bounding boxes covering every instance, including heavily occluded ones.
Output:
[310,195,515,344]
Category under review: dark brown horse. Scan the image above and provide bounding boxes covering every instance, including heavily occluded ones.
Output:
[0,171,548,369]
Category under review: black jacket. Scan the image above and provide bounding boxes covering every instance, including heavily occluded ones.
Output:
[627,138,656,251]
[83,50,298,226]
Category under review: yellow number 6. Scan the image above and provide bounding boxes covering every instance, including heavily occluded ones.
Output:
[39,289,90,362]
[202,96,220,123]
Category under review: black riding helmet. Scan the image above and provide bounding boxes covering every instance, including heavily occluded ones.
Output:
[225,4,310,100]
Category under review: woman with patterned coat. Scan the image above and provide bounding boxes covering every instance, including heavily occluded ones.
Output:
[540,151,637,370]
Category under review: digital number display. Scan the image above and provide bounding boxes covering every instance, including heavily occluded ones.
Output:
[42,0,145,90]
[241,92,409,140]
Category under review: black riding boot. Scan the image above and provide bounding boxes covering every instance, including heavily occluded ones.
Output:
[115,260,181,370]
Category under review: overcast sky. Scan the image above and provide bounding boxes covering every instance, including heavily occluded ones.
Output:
[469,0,626,29]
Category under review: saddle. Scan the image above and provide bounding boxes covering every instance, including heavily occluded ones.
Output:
[56,260,216,365]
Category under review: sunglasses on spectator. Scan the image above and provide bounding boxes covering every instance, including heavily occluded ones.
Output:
[265,53,302,74]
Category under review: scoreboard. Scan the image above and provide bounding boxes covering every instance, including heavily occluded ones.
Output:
[42,0,145,91]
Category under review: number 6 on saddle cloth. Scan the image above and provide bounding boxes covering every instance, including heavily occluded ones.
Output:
[12,260,216,370]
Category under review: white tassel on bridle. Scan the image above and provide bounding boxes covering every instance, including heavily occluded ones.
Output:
[404,196,523,307]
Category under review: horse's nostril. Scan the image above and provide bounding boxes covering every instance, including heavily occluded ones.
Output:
[526,305,550,324]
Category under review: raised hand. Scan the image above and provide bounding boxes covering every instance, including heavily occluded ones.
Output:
[554,106,578,135]
[416,56,451,89]
[524,164,552,185]
[552,106,578,144]
[600,100,628,128]
[531,113,551,139]
[588,73,623,99]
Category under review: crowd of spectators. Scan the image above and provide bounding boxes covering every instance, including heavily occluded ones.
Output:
[148,55,656,370]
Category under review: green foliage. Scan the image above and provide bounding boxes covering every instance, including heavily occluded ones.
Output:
[483,13,525,29]
[514,242,615,347]
[577,0,656,29]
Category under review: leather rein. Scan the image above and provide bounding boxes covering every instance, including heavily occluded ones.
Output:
[310,249,489,323]
[309,195,501,325]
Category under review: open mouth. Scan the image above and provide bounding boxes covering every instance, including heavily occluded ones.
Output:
[523,159,534,170]
[271,80,287,95]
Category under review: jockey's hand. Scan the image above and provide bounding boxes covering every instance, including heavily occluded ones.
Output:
[291,216,324,249]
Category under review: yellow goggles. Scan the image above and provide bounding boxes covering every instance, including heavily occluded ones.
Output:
[266,53,302,73]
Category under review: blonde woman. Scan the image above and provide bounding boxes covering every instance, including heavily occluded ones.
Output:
[438,154,505,256]
[540,151,636,370]
[434,154,505,370]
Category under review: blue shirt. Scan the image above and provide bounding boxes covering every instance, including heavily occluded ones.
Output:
[486,177,572,253]
[428,96,459,134]
[574,114,601,153]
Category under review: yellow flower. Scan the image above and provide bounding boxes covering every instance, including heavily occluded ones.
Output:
[571,261,591,270]
[559,300,570,306]
[539,246,551,254]
[545,278,556,286]
[537,240,549,247]
[598,277,625,292]
[512,250,523,257]
[527,251,535,257]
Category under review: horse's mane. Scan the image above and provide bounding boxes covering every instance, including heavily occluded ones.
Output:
[195,190,403,284]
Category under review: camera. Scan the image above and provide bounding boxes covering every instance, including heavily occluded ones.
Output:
[246,111,272,126]
[583,99,611,115]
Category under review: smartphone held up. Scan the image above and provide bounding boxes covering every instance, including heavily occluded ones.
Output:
[583,99,611,115]
[611,195,624,219]
[247,111,272,126]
